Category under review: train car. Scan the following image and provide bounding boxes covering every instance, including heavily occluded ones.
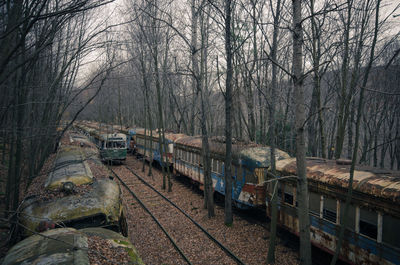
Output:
[19,134,128,238]
[135,128,185,167]
[118,126,138,154]
[98,133,127,162]
[173,136,290,208]
[75,121,127,162]
[2,227,144,265]
[264,157,400,265]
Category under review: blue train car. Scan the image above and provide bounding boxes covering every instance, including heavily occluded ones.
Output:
[173,136,290,209]
[135,128,185,167]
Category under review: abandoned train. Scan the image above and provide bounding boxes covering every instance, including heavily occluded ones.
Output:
[2,130,144,264]
[77,120,400,265]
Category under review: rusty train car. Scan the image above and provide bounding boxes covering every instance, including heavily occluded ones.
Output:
[173,135,290,208]
[134,128,186,167]
[264,158,400,265]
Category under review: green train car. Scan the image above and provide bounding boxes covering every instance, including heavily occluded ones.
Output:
[98,133,127,162]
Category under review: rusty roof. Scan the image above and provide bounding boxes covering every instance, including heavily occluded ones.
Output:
[276,157,400,203]
[240,147,291,168]
[175,136,290,167]
[135,129,185,143]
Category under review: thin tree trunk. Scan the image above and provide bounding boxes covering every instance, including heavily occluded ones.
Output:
[267,0,281,262]
[292,0,312,264]
[224,0,233,225]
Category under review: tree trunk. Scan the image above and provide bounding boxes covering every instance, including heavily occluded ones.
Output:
[267,0,281,262]
[292,0,312,264]
[224,0,233,225]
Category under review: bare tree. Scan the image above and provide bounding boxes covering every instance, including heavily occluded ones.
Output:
[292,0,312,263]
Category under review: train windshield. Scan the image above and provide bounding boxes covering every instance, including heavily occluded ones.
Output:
[106,141,126,149]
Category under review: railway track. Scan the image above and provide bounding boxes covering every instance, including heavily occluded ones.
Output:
[110,164,246,265]
[111,155,348,265]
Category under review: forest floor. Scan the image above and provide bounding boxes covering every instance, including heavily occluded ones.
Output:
[117,155,300,265]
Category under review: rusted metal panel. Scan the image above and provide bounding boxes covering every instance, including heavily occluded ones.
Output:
[275,158,400,204]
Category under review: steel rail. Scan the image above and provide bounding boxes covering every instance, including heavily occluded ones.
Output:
[109,168,192,265]
[124,165,246,265]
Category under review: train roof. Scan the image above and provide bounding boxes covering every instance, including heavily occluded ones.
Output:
[2,227,144,265]
[135,128,186,143]
[240,147,291,169]
[20,178,122,236]
[100,133,127,140]
[175,135,291,168]
[175,135,262,154]
[276,157,400,203]
[69,132,96,148]
[45,146,94,190]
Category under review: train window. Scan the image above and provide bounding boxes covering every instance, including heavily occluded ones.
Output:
[323,197,337,223]
[218,161,223,174]
[359,208,377,240]
[244,169,257,183]
[115,141,126,148]
[168,144,173,154]
[212,159,217,172]
[339,203,356,231]
[284,184,294,206]
[383,214,400,248]
[309,192,320,216]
